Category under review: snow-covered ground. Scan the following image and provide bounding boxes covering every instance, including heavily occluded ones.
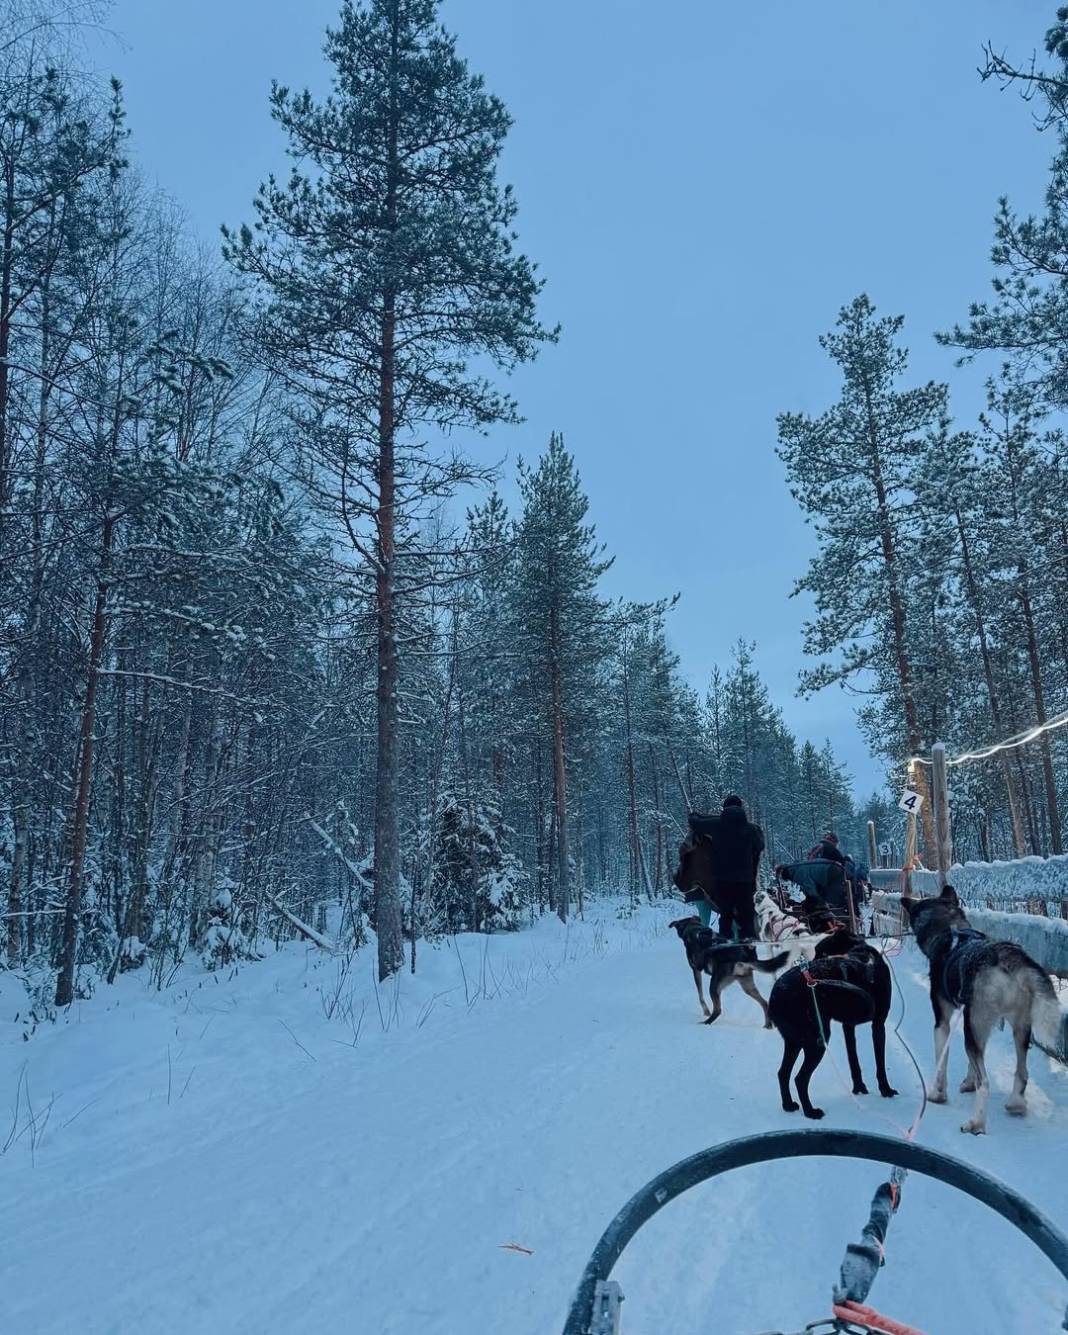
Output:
[2,904,1068,1334]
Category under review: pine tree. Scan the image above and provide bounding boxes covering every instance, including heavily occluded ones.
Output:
[975,380,1063,853]
[513,434,611,920]
[224,0,555,979]
[777,295,944,854]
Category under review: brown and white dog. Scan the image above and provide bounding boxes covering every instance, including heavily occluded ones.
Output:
[670,916,788,1026]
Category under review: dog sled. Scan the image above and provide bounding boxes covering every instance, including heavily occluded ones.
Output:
[561,1128,1068,1334]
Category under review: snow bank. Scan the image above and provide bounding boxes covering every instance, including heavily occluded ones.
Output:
[909,855,1068,912]
[0,898,674,1045]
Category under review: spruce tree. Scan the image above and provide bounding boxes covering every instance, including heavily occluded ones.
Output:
[224,0,555,978]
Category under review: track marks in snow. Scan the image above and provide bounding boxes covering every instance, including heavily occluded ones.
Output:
[2,910,1066,1334]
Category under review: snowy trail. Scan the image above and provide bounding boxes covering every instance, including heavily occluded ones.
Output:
[2,908,1068,1334]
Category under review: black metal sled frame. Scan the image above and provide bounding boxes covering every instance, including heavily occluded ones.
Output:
[561,1128,1068,1334]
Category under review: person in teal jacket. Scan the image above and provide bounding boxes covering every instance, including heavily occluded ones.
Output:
[774,856,847,911]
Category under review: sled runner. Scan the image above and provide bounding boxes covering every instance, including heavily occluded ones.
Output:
[561,1128,1068,1334]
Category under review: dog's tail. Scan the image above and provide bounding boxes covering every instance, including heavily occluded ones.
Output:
[751,949,790,974]
[1028,969,1065,1053]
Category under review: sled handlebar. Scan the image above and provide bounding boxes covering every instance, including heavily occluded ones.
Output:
[561,1128,1068,1334]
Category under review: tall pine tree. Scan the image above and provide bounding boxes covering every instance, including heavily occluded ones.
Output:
[224,0,555,978]
[777,295,943,853]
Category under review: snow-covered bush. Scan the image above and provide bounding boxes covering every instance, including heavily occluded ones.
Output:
[200,881,261,970]
[429,793,529,933]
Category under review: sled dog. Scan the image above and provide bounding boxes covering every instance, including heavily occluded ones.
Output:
[669,916,788,1026]
[902,884,1060,1136]
[769,929,898,1120]
[755,888,836,961]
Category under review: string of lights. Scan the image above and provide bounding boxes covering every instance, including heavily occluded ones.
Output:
[910,706,1068,769]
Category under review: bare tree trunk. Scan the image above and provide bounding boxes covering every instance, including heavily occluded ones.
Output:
[867,409,934,853]
[954,508,1027,857]
[7,803,25,966]
[1017,566,1062,854]
[456,676,480,932]
[534,739,546,912]
[622,638,641,904]
[372,13,405,979]
[549,598,569,922]
[1014,752,1042,855]
[649,743,663,899]
[0,154,14,532]
[373,286,403,978]
[56,516,114,1007]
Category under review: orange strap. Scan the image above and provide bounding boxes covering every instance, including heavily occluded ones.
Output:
[833,1299,928,1335]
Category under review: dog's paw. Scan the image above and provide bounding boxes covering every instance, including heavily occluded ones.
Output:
[803,1107,825,1121]
[959,1077,977,1094]
[926,1087,948,1104]
[961,1118,986,1136]
[781,1099,799,1113]
[763,1018,773,1030]
[852,1082,869,1096]
[879,1085,899,1099]
[702,1014,719,1026]
[1005,1097,1028,1117]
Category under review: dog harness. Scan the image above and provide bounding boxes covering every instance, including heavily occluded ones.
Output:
[940,927,993,1009]
[798,956,877,1020]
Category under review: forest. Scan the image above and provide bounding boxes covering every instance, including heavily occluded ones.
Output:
[776,9,1068,872]
[0,0,864,1003]
[5,8,1068,1335]
[5,0,1068,1008]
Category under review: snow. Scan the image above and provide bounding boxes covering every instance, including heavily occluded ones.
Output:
[2,904,1067,1334]
[871,888,1068,1020]
[910,855,1068,908]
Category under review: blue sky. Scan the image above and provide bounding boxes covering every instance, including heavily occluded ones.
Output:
[92,0,1056,795]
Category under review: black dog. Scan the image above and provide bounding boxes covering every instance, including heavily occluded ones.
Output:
[769,929,898,1119]
[670,916,788,1025]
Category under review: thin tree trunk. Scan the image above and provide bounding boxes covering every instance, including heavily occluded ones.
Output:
[456,676,480,932]
[954,508,1027,857]
[372,12,405,979]
[1014,752,1042,855]
[56,516,114,1007]
[6,803,25,966]
[649,744,663,899]
[534,740,546,912]
[373,296,403,976]
[549,597,569,922]
[0,154,14,531]
[622,638,641,904]
[866,397,934,853]
[1017,566,1062,854]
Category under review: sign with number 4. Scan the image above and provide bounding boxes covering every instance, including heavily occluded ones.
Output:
[899,789,924,815]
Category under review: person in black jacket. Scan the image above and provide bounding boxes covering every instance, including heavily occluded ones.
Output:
[704,795,764,940]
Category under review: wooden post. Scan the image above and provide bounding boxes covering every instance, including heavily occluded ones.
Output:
[867,820,877,869]
[844,877,859,935]
[932,741,952,888]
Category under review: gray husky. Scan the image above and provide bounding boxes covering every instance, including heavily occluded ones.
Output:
[902,884,1060,1135]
